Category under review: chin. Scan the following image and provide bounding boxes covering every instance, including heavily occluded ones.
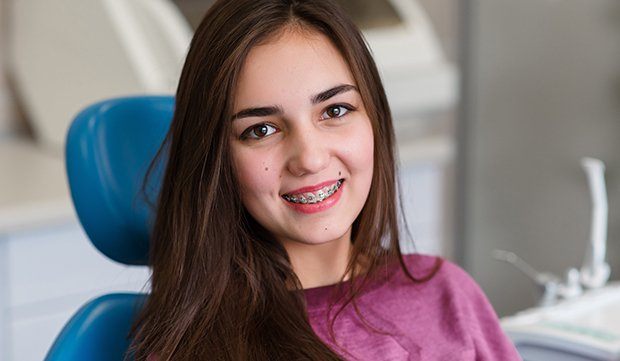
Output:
[290,224,352,246]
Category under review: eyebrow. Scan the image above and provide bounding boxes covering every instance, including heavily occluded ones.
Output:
[231,105,284,120]
[311,84,358,104]
[231,84,358,121]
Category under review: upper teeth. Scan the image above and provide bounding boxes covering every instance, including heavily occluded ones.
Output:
[283,180,343,204]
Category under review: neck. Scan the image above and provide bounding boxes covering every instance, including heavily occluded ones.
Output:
[282,227,353,289]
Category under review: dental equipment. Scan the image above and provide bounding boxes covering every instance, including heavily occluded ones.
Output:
[580,157,610,289]
[493,250,582,307]
[494,157,610,306]
[501,282,620,361]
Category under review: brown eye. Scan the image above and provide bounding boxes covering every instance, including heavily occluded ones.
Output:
[254,124,269,137]
[241,123,278,140]
[321,104,352,120]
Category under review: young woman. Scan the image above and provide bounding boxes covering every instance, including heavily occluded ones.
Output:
[129,0,521,360]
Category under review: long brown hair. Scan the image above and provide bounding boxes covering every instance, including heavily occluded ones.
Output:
[128,0,441,360]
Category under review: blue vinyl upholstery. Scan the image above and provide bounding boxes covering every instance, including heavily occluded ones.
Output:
[45,294,148,361]
[65,95,173,265]
[45,96,174,361]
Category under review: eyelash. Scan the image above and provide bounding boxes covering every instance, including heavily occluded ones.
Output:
[320,104,354,120]
[239,104,355,141]
[240,123,279,140]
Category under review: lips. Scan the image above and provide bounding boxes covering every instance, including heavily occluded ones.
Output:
[281,179,345,214]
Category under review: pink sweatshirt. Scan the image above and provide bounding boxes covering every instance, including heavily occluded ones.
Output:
[303,254,522,360]
[147,254,521,360]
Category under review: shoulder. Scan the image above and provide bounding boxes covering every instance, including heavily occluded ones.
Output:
[398,253,494,320]
[400,253,480,291]
[400,254,522,360]
[399,253,471,286]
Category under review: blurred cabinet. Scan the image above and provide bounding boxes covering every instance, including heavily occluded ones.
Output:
[397,117,455,258]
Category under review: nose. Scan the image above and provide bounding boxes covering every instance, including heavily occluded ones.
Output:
[286,127,330,177]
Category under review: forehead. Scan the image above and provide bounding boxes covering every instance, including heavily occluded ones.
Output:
[234,29,356,108]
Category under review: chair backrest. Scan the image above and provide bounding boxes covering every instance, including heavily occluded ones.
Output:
[45,96,173,361]
[45,294,148,361]
[66,95,174,265]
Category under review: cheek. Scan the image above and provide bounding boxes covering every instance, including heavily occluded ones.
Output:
[231,147,279,201]
[343,119,374,173]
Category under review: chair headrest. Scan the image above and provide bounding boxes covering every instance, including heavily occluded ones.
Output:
[66,96,173,265]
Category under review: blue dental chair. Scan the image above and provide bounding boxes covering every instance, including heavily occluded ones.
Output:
[44,96,174,361]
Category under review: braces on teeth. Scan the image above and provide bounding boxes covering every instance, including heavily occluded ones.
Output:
[283,179,343,204]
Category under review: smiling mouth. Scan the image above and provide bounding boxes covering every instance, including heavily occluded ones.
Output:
[282,179,344,204]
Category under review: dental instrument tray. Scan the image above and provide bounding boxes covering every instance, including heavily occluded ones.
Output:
[502,282,620,361]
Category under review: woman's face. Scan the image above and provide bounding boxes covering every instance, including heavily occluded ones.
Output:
[230,29,374,249]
